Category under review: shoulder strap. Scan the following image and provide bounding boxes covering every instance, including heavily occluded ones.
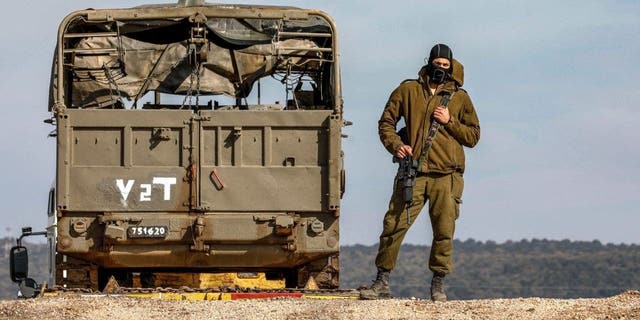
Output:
[417,90,455,170]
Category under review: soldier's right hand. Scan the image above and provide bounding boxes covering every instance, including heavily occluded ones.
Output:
[396,145,413,158]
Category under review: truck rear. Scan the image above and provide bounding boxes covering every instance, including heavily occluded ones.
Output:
[12,1,346,292]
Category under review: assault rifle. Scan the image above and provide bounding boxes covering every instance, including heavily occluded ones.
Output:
[393,155,419,225]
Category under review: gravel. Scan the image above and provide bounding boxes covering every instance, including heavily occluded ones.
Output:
[0,291,638,320]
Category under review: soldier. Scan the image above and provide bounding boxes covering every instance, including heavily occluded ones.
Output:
[360,44,480,301]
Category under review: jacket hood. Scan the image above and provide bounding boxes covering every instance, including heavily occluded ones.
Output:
[419,58,464,88]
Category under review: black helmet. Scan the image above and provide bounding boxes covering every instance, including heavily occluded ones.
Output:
[428,43,453,65]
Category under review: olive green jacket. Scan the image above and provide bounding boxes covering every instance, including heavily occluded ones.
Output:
[378,59,480,174]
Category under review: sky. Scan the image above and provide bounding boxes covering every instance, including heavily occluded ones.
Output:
[0,1,638,245]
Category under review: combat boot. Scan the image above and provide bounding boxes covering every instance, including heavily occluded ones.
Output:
[430,274,447,302]
[359,270,391,300]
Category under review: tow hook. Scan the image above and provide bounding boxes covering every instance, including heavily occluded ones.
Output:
[190,217,209,252]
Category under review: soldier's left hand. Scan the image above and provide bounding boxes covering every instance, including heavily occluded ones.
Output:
[433,106,451,124]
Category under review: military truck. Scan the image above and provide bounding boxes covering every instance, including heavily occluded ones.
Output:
[10,0,346,294]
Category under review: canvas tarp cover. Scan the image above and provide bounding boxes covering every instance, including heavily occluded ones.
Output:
[68,17,329,108]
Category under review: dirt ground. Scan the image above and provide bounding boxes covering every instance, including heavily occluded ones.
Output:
[0,291,638,320]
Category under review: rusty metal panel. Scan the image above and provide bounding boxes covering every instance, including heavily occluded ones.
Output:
[198,110,334,212]
[72,128,123,166]
[201,167,325,211]
[271,127,328,166]
[66,167,189,211]
[57,211,339,269]
[131,128,184,167]
[95,244,329,269]
[58,109,194,212]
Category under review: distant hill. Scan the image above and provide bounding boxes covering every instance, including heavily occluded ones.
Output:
[2,237,639,300]
[341,239,640,299]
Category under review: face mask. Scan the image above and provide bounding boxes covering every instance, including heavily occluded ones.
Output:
[428,63,449,84]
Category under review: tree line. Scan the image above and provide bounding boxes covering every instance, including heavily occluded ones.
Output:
[340,239,640,299]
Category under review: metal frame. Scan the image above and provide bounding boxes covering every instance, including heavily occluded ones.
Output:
[53,6,342,116]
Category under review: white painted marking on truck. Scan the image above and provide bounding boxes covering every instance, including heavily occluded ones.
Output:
[116,179,135,201]
[153,177,177,200]
[115,177,177,204]
[140,184,152,201]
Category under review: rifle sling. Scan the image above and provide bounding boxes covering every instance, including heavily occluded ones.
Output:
[416,91,454,170]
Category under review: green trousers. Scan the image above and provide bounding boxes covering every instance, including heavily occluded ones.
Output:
[375,172,464,275]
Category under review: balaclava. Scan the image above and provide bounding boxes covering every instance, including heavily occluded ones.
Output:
[427,43,453,84]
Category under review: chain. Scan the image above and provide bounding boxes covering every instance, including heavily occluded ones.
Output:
[45,285,358,295]
[195,60,201,109]
[180,46,202,110]
[180,64,195,109]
